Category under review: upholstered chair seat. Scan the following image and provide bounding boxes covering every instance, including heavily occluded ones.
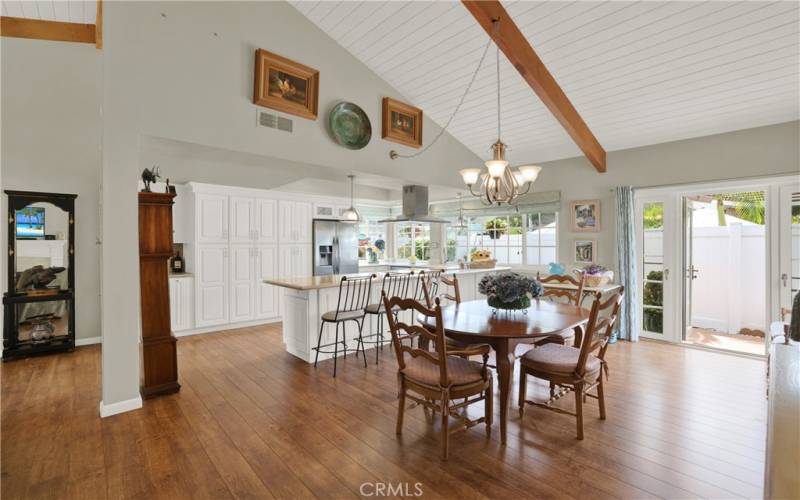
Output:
[520,343,601,379]
[402,355,486,388]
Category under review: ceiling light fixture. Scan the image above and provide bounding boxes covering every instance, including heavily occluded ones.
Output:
[460,19,541,206]
[452,192,468,229]
[340,175,361,223]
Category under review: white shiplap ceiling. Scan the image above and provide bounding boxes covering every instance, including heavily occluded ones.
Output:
[1,0,96,24]
[291,1,800,166]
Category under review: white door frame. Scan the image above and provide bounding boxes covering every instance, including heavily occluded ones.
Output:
[635,174,796,350]
[778,182,800,319]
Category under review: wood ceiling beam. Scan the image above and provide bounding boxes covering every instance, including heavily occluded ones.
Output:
[462,1,607,173]
[95,0,103,49]
[1,16,96,45]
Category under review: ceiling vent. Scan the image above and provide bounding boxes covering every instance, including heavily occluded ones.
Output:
[257,111,293,133]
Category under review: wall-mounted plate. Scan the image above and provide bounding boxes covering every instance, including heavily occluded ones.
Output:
[329,102,371,150]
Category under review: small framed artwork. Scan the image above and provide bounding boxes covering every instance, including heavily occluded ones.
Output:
[382,97,423,148]
[574,239,596,264]
[254,49,319,120]
[571,199,600,232]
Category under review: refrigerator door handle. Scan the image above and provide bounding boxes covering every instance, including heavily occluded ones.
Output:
[332,236,340,274]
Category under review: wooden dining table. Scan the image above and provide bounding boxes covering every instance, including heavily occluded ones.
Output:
[421,299,590,444]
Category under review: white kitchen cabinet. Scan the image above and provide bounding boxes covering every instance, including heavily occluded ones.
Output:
[197,193,228,243]
[255,245,279,319]
[255,198,278,243]
[229,244,255,322]
[196,244,229,327]
[172,184,194,244]
[278,201,312,244]
[229,196,255,244]
[169,276,194,332]
[279,244,311,279]
[312,202,349,220]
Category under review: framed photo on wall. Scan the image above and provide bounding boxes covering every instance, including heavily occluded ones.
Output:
[574,239,596,264]
[254,49,319,120]
[382,97,423,148]
[571,199,600,232]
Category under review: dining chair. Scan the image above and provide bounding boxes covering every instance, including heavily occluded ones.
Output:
[518,286,624,440]
[312,274,375,377]
[383,293,493,460]
[362,271,417,365]
[536,272,587,347]
[421,272,479,355]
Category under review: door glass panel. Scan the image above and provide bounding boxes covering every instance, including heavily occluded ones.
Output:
[791,192,800,300]
[642,202,665,335]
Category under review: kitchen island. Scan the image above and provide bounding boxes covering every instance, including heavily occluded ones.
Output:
[265,267,510,363]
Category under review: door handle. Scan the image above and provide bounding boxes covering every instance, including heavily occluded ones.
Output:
[664,269,669,281]
[781,273,788,287]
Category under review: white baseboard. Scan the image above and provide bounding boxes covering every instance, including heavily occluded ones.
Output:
[99,395,142,418]
[174,317,281,337]
[76,336,102,346]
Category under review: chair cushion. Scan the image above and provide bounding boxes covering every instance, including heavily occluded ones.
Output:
[365,303,401,314]
[520,343,601,377]
[321,309,364,322]
[402,355,485,387]
[534,330,575,347]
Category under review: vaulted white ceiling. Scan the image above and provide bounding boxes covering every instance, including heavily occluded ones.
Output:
[291,1,800,166]
[1,0,96,24]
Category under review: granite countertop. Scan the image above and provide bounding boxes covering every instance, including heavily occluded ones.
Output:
[265,266,511,291]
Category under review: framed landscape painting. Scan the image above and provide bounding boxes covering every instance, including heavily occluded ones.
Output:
[574,239,596,264]
[571,199,600,232]
[254,49,319,120]
[382,97,423,148]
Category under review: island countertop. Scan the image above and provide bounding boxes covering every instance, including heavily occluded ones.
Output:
[265,266,512,291]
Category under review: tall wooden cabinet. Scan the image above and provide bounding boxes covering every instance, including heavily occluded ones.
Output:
[139,192,180,399]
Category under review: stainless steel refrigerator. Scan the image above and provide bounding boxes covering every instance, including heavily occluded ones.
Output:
[312,219,359,276]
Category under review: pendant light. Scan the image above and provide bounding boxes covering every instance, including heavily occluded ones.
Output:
[452,192,468,229]
[341,175,361,223]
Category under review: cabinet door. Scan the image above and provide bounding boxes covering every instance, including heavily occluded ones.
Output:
[179,278,194,331]
[172,184,193,244]
[255,198,278,243]
[196,245,228,327]
[294,202,312,243]
[279,245,294,277]
[278,201,295,242]
[229,196,254,244]
[197,194,228,243]
[229,245,255,322]
[255,245,279,319]
[294,245,312,278]
[169,278,180,332]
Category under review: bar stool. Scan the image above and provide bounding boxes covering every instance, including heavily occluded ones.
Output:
[362,271,417,364]
[313,274,375,377]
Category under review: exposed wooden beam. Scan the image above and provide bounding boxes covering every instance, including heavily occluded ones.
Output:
[462,1,607,173]
[95,0,103,49]
[1,16,96,45]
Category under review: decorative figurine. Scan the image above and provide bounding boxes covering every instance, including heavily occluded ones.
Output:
[15,265,66,291]
[141,166,161,192]
[165,178,177,194]
[548,262,566,276]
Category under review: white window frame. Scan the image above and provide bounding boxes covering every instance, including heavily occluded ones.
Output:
[394,222,432,261]
[357,218,387,264]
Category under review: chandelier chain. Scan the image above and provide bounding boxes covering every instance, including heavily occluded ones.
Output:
[390,36,493,160]
[496,45,501,142]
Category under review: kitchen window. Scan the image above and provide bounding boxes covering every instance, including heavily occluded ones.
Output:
[446,212,557,266]
[358,219,387,263]
[395,223,431,261]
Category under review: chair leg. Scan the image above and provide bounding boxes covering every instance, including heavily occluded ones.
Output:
[341,321,347,359]
[518,369,527,418]
[333,323,340,378]
[597,375,606,420]
[440,392,450,460]
[396,377,406,435]
[574,383,584,440]
[376,313,382,365]
[314,321,325,368]
[485,376,493,436]
[356,319,367,369]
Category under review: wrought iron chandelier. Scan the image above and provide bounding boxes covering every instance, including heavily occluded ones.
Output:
[459,21,541,206]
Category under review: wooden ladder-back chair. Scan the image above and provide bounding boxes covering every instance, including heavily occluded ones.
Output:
[383,293,493,460]
[536,272,587,347]
[421,271,461,307]
[363,271,418,364]
[518,286,624,439]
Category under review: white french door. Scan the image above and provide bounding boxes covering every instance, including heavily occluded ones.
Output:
[778,183,800,319]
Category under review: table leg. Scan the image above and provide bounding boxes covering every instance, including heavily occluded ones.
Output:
[495,340,514,445]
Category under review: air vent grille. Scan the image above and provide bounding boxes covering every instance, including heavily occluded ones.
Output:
[257,111,293,133]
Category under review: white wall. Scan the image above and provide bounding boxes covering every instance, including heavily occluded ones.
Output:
[532,121,799,272]
[1,38,102,342]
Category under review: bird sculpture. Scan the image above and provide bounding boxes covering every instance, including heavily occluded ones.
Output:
[16,266,66,291]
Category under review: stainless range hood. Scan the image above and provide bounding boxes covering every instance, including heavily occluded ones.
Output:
[379,185,449,224]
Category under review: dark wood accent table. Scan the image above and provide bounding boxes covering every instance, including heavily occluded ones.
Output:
[421,299,589,444]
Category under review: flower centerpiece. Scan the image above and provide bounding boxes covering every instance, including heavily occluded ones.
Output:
[479,272,543,310]
[578,264,614,287]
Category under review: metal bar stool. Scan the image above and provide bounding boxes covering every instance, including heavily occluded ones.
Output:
[362,271,418,364]
[313,274,375,377]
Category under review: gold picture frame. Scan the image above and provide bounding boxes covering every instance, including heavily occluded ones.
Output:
[382,97,422,148]
[254,49,319,120]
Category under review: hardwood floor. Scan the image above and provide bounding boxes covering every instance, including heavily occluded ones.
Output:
[2,323,767,499]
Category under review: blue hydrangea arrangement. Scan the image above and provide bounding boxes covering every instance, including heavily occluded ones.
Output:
[478,272,543,310]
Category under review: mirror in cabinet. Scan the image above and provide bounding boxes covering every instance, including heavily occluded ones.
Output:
[3,191,77,360]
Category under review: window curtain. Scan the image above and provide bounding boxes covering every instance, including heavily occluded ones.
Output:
[614,186,639,341]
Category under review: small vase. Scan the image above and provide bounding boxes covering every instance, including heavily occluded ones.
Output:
[487,295,531,311]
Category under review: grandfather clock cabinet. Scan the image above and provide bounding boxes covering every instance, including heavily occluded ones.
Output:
[139,192,180,398]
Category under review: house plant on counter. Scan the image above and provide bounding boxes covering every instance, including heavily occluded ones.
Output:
[479,272,543,311]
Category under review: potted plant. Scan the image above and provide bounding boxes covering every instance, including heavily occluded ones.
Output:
[577,264,614,287]
[478,272,543,311]
[484,218,508,239]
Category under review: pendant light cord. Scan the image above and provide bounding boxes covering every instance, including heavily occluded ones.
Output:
[390,35,493,160]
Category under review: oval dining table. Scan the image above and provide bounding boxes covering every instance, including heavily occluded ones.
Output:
[420,299,590,444]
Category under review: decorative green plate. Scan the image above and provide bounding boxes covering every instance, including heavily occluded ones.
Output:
[329,102,371,150]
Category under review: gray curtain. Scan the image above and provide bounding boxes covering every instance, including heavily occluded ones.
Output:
[614,186,639,341]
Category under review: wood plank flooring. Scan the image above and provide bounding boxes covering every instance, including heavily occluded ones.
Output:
[1,323,767,499]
